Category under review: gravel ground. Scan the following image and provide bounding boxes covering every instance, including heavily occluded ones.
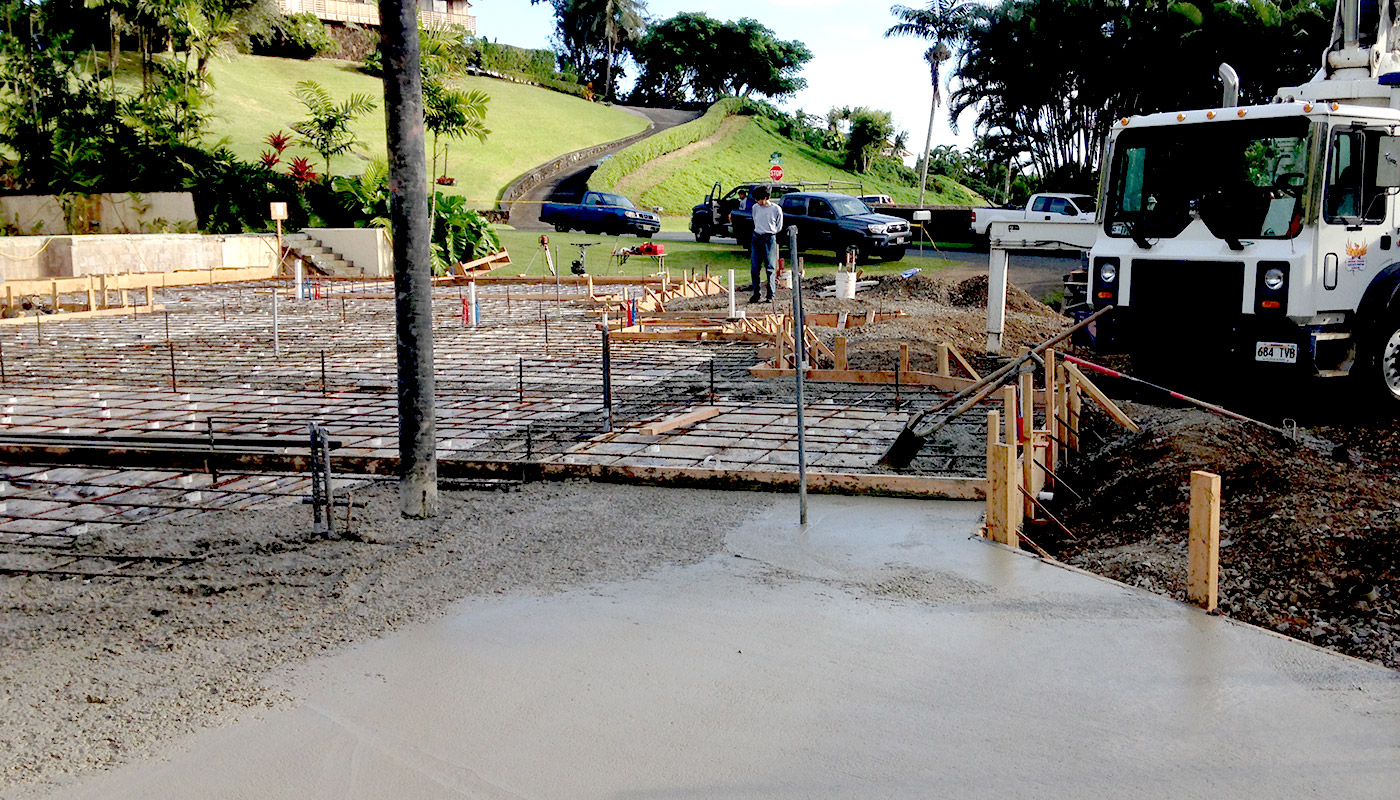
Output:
[0,481,755,795]
[1045,403,1399,670]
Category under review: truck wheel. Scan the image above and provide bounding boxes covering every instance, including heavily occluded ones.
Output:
[695,229,710,243]
[1364,314,1400,407]
[554,224,570,233]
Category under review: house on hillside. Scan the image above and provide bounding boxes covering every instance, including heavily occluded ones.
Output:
[279,0,477,33]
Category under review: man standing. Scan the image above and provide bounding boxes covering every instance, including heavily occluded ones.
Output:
[748,185,783,303]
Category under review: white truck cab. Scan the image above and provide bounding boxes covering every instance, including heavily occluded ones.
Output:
[1089,0,1400,405]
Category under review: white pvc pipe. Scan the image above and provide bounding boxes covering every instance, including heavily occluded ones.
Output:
[728,269,736,318]
[469,281,478,327]
[294,260,305,300]
[272,288,280,358]
[987,247,1009,355]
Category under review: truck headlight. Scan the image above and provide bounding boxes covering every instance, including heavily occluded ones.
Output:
[1263,267,1285,291]
[867,223,888,234]
[1098,261,1118,283]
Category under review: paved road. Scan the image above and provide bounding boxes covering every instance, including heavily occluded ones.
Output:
[42,493,1400,799]
[653,231,1081,301]
[510,107,702,231]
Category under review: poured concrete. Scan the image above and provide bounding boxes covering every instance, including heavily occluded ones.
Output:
[33,495,1400,799]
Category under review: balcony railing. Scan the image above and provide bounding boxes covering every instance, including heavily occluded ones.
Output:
[281,0,477,32]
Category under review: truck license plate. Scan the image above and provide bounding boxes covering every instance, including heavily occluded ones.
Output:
[1254,341,1298,363]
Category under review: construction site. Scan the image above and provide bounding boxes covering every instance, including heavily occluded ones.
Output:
[1,243,1397,790]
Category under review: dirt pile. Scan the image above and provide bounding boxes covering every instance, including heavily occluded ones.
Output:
[1046,404,1399,669]
[833,275,1067,374]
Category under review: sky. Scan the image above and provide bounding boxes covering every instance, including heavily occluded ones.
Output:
[471,0,977,154]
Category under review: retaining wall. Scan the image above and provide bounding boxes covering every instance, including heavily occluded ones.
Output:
[0,233,278,281]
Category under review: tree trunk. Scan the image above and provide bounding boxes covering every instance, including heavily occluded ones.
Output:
[604,41,615,102]
[108,9,119,74]
[917,82,937,207]
[379,0,438,518]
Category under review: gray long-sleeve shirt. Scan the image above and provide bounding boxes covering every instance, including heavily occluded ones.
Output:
[751,202,784,235]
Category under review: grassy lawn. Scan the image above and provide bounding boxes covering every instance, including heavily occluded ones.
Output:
[488,227,958,279]
[200,55,647,208]
[611,116,984,224]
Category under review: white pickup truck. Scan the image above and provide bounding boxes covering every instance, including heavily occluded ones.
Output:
[969,193,1097,239]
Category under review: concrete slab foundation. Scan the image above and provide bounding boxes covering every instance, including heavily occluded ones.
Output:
[30,494,1400,799]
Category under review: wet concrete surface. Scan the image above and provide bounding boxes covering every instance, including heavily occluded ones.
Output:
[510,107,701,232]
[36,494,1400,799]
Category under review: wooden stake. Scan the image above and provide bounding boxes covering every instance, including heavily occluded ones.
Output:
[987,442,1018,547]
[1188,470,1221,612]
[833,336,847,370]
[1019,370,1034,518]
[87,276,95,312]
[987,409,1000,448]
[50,280,58,312]
[936,342,951,377]
[899,342,910,374]
[1067,370,1082,450]
[1001,384,1017,449]
[1063,362,1140,432]
[1046,349,1060,475]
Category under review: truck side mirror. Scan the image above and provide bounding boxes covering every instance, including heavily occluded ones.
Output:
[1379,136,1400,188]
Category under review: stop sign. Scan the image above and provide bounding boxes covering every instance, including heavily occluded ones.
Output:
[769,164,783,181]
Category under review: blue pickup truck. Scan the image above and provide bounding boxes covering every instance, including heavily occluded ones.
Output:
[540,191,660,237]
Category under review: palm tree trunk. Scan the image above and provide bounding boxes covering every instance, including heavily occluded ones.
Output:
[604,41,615,102]
[917,86,937,206]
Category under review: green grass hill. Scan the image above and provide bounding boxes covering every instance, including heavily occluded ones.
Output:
[198,55,648,208]
[595,112,984,222]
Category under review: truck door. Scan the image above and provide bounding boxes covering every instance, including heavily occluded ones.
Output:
[1317,127,1390,315]
[1032,196,1055,220]
[709,182,723,227]
[807,198,836,244]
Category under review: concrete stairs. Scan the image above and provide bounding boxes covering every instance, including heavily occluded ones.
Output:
[283,232,356,276]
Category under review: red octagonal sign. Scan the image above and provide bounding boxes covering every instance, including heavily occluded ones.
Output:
[769,164,783,181]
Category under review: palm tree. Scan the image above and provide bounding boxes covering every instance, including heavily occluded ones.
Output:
[886,1,969,205]
[591,0,646,103]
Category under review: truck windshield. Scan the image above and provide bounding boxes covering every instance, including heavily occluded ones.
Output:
[594,192,635,208]
[1105,117,1311,241]
[830,196,871,216]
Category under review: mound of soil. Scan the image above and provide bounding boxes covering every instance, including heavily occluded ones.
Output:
[1046,404,1399,669]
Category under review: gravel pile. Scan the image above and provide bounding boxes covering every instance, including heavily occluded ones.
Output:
[1045,404,1399,669]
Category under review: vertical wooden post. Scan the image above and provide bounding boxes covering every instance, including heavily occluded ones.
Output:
[936,343,950,377]
[1056,364,1070,457]
[87,276,96,312]
[1069,369,1080,451]
[1046,349,1060,475]
[987,442,1018,547]
[50,280,59,312]
[985,410,1001,539]
[899,342,910,375]
[99,275,108,309]
[4,285,12,313]
[1001,384,1017,450]
[1189,470,1221,612]
[1019,369,1035,518]
[145,284,154,309]
[833,335,847,370]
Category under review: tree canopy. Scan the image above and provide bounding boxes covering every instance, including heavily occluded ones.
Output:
[629,12,812,104]
[896,0,1334,193]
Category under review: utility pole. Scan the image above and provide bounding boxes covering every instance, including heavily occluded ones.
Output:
[380,0,437,518]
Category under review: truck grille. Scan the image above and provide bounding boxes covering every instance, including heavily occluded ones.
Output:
[1127,259,1244,371]
[887,222,909,233]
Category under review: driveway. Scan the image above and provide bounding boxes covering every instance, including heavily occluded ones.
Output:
[509,106,702,231]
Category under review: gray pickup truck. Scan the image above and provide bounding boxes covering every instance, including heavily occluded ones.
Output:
[733,192,912,263]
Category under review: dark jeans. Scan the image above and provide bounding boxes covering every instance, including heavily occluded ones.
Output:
[750,233,777,297]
